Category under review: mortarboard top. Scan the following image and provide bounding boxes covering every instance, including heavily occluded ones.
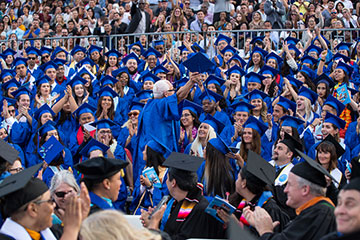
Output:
[300,55,318,66]
[104,49,122,59]
[76,57,96,69]
[318,134,345,158]
[245,150,276,186]
[202,114,225,134]
[298,86,318,104]
[0,69,15,79]
[39,61,58,72]
[77,66,96,81]
[208,135,231,155]
[40,46,53,55]
[199,88,223,103]
[153,40,164,47]
[135,89,153,100]
[313,35,330,47]
[1,78,20,90]
[129,41,144,54]
[336,61,353,76]
[191,42,205,53]
[181,99,203,116]
[70,45,87,56]
[51,46,68,59]
[53,58,67,66]
[250,46,268,59]
[182,52,215,73]
[280,132,303,157]
[0,163,48,217]
[1,97,16,108]
[152,64,169,75]
[112,67,130,78]
[163,152,203,172]
[324,112,346,129]
[0,138,19,164]
[342,178,360,192]
[277,96,296,113]
[142,47,161,58]
[204,75,226,87]
[293,149,337,187]
[87,45,103,55]
[38,135,64,164]
[305,44,323,56]
[287,44,301,56]
[1,48,16,57]
[228,54,246,68]
[265,52,283,65]
[67,76,87,88]
[12,57,28,68]
[250,36,265,45]
[335,42,352,52]
[35,75,51,86]
[285,36,300,45]
[245,89,268,101]
[33,104,55,121]
[226,65,246,77]
[332,52,350,63]
[90,119,117,130]
[229,218,257,240]
[245,72,265,84]
[244,116,268,136]
[214,34,232,46]
[25,46,41,56]
[178,45,190,53]
[141,71,160,83]
[173,77,189,89]
[38,120,57,136]
[96,86,118,98]
[280,115,304,129]
[130,101,145,112]
[287,75,303,89]
[323,95,345,116]
[100,75,118,87]
[314,73,335,89]
[146,138,172,158]
[230,101,255,114]
[348,86,358,96]
[75,156,128,180]
[79,138,109,158]
[73,103,96,118]
[260,65,279,77]
[12,87,31,99]
[121,52,141,65]
[220,45,237,55]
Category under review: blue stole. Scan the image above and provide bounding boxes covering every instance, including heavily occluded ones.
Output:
[89,192,114,210]
[257,191,273,207]
[160,198,175,230]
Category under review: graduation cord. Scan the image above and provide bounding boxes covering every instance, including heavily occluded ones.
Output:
[133,190,153,215]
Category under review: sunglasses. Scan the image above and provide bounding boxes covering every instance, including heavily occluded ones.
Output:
[28,57,37,60]
[128,111,139,117]
[132,48,141,52]
[54,190,73,198]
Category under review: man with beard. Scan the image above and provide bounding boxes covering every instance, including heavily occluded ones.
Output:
[121,52,143,91]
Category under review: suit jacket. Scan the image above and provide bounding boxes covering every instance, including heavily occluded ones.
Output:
[126,3,151,33]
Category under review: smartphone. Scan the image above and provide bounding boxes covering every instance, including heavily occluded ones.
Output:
[148,195,170,220]
[346,160,352,174]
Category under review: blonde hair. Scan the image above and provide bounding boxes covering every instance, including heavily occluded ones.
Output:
[80,210,161,240]
[190,123,216,156]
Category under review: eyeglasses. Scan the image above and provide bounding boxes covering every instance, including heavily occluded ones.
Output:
[128,111,139,117]
[181,113,191,118]
[9,167,23,173]
[54,190,73,198]
[132,48,141,52]
[98,130,112,134]
[185,2,190,4]
[33,198,55,205]
[42,55,50,58]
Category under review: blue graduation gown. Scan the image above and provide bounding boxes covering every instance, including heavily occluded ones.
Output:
[56,112,78,147]
[344,121,359,152]
[220,125,241,146]
[10,121,32,150]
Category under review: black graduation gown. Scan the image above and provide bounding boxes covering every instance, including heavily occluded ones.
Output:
[259,200,337,240]
[163,186,225,240]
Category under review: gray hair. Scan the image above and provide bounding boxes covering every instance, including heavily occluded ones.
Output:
[153,80,171,99]
[296,175,327,197]
[49,170,80,195]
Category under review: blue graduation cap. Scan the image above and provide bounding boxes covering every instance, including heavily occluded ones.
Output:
[12,87,31,99]
[202,114,225,133]
[348,86,358,96]
[12,58,28,68]
[33,104,55,121]
[191,42,205,53]
[280,115,304,129]
[96,86,118,98]
[2,79,20,91]
[335,42,352,52]
[230,101,255,113]
[228,54,246,68]
[70,45,87,56]
[314,73,335,89]
[199,88,223,103]
[121,52,141,65]
[204,75,225,87]
[336,61,353,76]
[182,52,215,73]
[220,45,237,55]
[245,72,265,84]
[87,45,103,55]
[90,119,117,129]
[67,76,87,88]
[323,95,345,116]
[300,55,318,66]
[135,90,153,101]
[260,65,279,77]
[173,77,189,89]
[245,89,268,101]
[79,138,109,158]
[39,61,58,72]
[130,101,145,112]
[25,47,41,56]
[77,66,96,82]
[284,36,300,45]
[104,49,122,59]
[152,64,169,75]
[265,52,283,66]
[73,103,96,118]
[153,40,165,47]
[0,48,16,59]
[112,67,130,78]
[312,35,329,47]
[142,47,161,58]
[38,135,64,164]
[324,112,346,129]
[208,135,231,155]
[53,58,67,66]
[288,44,301,56]
[76,57,96,69]
[244,116,267,136]
[51,46,68,59]
[178,45,190,53]
[40,47,53,56]
[300,65,316,80]
[38,120,57,137]
[1,97,16,109]
[35,75,52,87]
[250,36,265,45]
[100,75,118,87]
[250,47,268,59]
[0,69,15,80]
[181,99,203,116]
[141,71,160,83]
[129,41,144,54]
[276,96,296,113]
[226,65,246,77]
[305,44,323,56]
[287,75,303,89]
[214,34,232,46]
[298,86,318,104]
[332,52,350,63]
[146,138,171,158]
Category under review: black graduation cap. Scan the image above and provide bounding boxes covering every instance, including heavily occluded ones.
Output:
[293,150,338,187]
[246,150,276,186]
[342,178,360,192]
[0,138,19,164]
[163,152,203,172]
[0,163,48,217]
[228,218,258,240]
[318,134,345,158]
[280,132,303,157]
